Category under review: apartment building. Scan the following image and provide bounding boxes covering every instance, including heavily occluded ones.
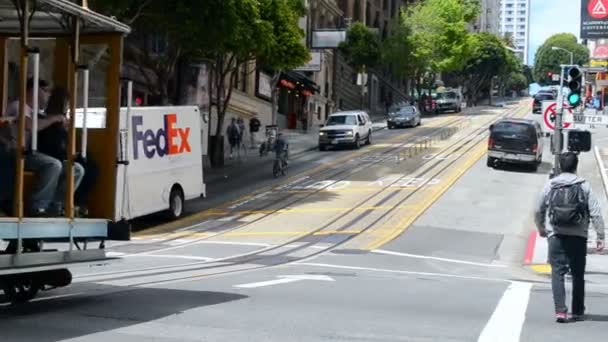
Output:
[472,0,501,35]
[500,0,530,64]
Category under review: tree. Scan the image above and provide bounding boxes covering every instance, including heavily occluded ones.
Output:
[91,0,309,166]
[382,12,414,93]
[89,0,208,104]
[507,73,529,93]
[395,0,480,96]
[533,33,589,85]
[339,22,381,73]
[197,0,309,166]
[456,33,516,105]
[522,65,535,85]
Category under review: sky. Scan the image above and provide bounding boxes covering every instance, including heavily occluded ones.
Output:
[528,0,581,65]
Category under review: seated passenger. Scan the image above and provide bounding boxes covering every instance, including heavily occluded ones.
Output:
[5,79,84,216]
[39,86,95,216]
[0,117,16,214]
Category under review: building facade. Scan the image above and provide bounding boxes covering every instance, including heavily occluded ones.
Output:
[500,0,530,64]
[335,0,411,117]
[472,0,501,35]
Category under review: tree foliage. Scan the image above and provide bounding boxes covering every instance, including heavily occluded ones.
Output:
[91,0,308,166]
[533,33,589,85]
[507,73,529,93]
[456,33,518,104]
[339,22,381,73]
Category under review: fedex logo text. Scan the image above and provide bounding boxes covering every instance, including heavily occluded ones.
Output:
[132,114,191,159]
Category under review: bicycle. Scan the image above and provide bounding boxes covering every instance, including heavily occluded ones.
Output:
[273,148,288,178]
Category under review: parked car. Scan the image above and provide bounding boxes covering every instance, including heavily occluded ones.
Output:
[319,111,373,151]
[532,91,555,114]
[487,118,544,171]
[434,90,463,113]
[387,105,421,129]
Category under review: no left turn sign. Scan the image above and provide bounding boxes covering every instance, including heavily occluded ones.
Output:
[543,102,572,131]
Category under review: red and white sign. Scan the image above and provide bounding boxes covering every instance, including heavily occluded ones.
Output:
[589,0,608,19]
[543,102,573,131]
[594,44,608,58]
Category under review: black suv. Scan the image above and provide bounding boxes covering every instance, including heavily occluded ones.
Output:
[532,92,555,114]
[487,119,544,171]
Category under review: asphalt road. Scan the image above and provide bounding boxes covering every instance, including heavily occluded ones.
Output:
[5,100,608,342]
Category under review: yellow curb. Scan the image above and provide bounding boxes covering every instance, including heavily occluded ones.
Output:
[529,264,551,275]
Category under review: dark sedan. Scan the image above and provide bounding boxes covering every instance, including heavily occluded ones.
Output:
[387,106,421,129]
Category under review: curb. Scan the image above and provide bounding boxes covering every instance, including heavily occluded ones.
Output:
[594,145,608,200]
[523,230,551,275]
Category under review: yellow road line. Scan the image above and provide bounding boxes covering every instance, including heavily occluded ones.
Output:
[363,103,530,250]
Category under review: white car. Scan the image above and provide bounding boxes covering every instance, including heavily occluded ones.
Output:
[319,111,373,151]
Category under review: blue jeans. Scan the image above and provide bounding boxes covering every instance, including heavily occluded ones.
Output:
[24,152,84,212]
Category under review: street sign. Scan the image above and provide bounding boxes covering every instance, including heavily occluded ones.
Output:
[572,113,608,125]
[552,74,561,82]
[542,102,573,133]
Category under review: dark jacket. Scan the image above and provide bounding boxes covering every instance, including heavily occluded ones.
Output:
[38,121,68,160]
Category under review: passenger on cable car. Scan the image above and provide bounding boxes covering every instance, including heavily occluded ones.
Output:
[3,79,84,217]
[38,86,95,217]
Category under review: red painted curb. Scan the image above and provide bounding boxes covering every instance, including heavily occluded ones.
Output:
[524,231,537,265]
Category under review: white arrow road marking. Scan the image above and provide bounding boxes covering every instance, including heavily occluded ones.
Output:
[478,281,532,342]
[234,275,335,289]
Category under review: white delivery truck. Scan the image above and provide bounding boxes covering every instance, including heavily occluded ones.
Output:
[77,105,207,222]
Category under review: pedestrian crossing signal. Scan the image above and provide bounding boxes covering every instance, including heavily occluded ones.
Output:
[567,67,582,107]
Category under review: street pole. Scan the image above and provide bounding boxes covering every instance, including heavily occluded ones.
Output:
[553,65,566,177]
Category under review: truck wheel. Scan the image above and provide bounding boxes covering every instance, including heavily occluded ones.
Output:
[2,277,40,304]
[366,131,372,145]
[168,188,185,219]
[319,144,326,151]
[354,135,361,149]
[487,157,496,168]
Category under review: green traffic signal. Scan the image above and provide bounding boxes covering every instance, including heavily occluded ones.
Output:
[568,93,581,106]
[567,66,582,107]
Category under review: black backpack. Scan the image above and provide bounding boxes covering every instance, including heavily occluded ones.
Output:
[548,182,588,226]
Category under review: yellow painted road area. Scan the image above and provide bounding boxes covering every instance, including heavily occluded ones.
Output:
[134,103,529,251]
[136,114,464,237]
[343,102,531,250]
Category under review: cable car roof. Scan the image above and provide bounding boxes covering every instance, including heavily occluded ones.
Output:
[0,0,131,35]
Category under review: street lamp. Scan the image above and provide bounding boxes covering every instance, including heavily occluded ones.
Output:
[551,46,574,65]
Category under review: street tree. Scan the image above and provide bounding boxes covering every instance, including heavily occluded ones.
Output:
[533,33,589,85]
[91,0,308,166]
[398,0,480,95]
[455,33,516,105]
[196,0,309,166]
[507,73,529,94]
[339,22,381,73]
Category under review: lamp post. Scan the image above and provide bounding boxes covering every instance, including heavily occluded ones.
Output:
[551,46,574,65]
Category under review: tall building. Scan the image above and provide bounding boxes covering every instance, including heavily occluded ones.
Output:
[500,0,530,64]
[473,0,501,35]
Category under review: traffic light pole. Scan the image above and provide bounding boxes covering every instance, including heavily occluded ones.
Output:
[552,65,566,177]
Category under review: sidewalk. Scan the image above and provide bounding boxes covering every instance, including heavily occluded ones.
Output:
[204,115,388,186]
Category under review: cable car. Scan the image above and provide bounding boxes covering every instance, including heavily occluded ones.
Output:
[0,0,130,303]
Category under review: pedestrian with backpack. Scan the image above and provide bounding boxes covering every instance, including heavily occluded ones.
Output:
[535,152,605,323]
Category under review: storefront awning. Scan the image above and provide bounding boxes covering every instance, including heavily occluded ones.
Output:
[280,71,320,94]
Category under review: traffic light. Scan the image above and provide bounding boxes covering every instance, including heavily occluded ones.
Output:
[567,66,582,107]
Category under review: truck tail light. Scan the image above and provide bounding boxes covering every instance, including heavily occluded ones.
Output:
[488,137,495,149]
